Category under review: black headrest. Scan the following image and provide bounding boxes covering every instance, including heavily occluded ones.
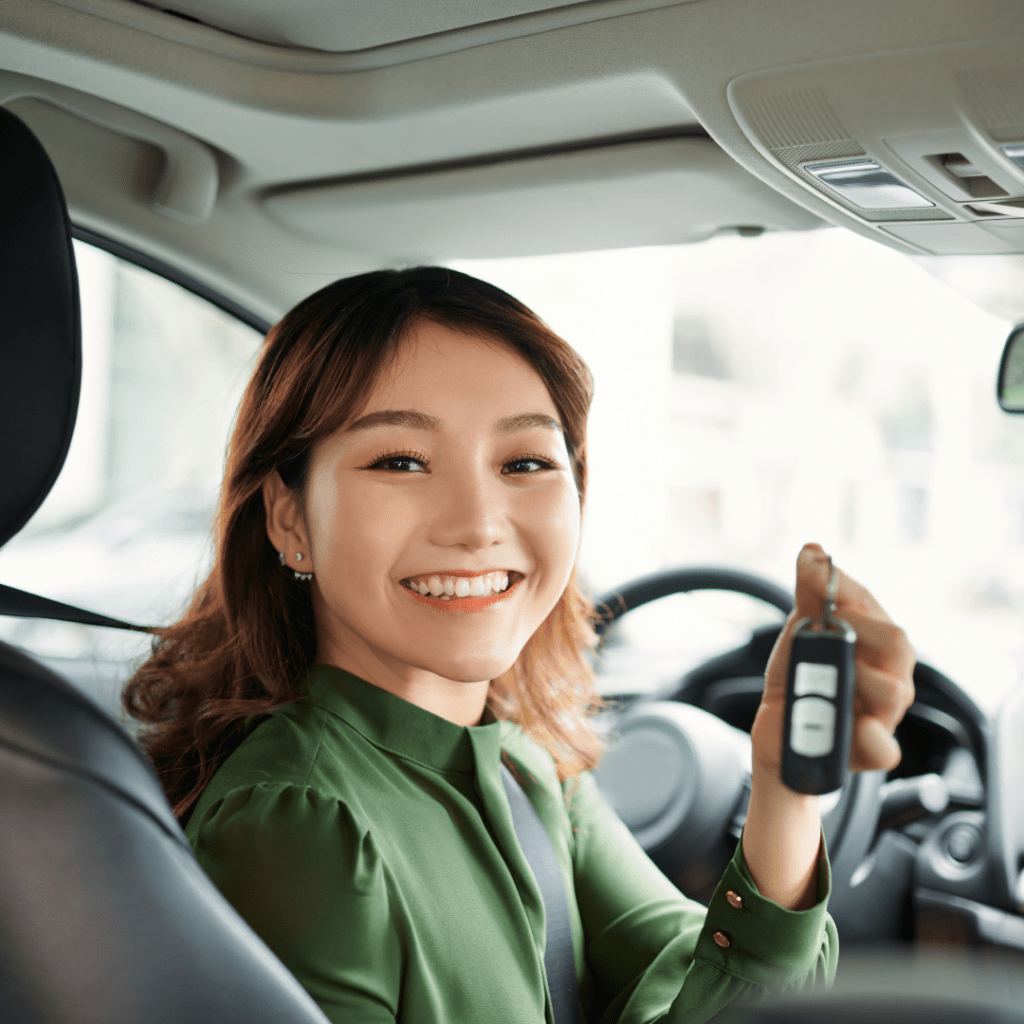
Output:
[0,106,81,549]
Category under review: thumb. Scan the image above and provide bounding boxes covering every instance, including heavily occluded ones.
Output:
[762,543,833,700]
[793,542,834,621]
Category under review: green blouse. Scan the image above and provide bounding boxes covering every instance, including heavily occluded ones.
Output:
[186,665,838,1024]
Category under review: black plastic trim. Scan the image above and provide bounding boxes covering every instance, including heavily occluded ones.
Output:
[71,225,272,335]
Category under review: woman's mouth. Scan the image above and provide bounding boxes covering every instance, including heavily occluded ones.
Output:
[399,570,523,611]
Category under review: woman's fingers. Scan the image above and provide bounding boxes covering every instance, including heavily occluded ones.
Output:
[852,662,916,733]
[851,714,903,772]
[792,544,888,622]
[842,610,916,675]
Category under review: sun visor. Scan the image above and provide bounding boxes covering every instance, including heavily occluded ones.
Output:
[262,136,823,261]
[727,38,1024,256]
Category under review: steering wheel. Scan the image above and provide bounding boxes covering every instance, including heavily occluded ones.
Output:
[590,566,886,912]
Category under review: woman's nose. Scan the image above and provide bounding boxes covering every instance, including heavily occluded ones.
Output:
[429,466,508,552]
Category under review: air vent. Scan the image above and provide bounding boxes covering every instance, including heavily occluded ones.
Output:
[803,158,933,210]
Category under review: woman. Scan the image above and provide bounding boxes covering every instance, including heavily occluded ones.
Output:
[124,267,914,1024]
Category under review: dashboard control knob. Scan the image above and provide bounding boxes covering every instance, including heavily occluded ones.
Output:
[945,822,982,863]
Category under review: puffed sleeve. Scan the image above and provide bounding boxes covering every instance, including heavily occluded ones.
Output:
[190,783,402,1024]
[567,771,838,1024]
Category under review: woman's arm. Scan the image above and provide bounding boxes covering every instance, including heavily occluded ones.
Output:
[567,767,837,1024]
[744,543,916,910]
[742,764,821,910]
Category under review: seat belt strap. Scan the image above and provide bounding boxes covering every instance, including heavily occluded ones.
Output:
[500,762,580,1024]
[0,583,154,633]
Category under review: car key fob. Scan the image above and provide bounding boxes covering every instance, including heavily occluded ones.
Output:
[781,558,856,795]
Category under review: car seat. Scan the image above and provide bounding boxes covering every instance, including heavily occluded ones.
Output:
[0,105,329,1024]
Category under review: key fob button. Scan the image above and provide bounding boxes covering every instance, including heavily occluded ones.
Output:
[790,696,836,757]
[794,661,838,698]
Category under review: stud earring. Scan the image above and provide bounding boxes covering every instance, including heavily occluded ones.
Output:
[278,551,285,566]
[296,552,303,562]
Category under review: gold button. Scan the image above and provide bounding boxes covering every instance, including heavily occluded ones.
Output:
[726,890,743,909]
[713,931,730,948]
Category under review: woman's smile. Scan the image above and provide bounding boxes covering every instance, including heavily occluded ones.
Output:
[399,570,524,611]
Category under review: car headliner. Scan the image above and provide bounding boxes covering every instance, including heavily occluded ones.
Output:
[2,0,1024,325]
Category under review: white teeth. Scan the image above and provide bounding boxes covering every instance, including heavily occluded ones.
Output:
[404,572,516,597]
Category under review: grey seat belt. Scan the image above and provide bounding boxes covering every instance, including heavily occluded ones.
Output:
[500,762,580,1024]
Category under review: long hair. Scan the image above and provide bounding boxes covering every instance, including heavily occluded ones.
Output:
[123,267,607,821]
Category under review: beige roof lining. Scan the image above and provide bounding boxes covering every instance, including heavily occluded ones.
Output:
[8,0,1024,319]
[55,0,701,70]
[134,0,607,53]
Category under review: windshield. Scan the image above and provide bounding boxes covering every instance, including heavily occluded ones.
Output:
[0,230,1020,719]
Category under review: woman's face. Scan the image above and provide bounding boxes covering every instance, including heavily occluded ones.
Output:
[265,319,581,720]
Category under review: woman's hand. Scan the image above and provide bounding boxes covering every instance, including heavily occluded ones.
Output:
[741,543,916,910]
[752,542,916,781]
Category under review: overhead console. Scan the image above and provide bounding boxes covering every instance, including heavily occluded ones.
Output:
[728,39,1024,255]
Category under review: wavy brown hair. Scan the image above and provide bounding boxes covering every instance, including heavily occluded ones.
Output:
[123,267,608,821]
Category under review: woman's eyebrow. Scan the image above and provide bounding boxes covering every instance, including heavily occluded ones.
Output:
[343,409,562,434]
[495,412,562,434]
[344,409,440,433]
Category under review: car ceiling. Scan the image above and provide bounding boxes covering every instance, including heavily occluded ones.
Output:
[131,0,670,53]
[3,0,1024,325]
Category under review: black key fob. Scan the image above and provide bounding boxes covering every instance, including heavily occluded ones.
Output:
[781,616,856,795]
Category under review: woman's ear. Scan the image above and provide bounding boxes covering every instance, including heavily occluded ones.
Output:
[263,472,313,572]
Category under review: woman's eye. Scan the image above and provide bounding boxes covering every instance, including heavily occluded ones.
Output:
[369,453,428,472]
[503,456,557,474]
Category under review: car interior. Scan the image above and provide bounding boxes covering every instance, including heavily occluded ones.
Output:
[2,1,1024,1021]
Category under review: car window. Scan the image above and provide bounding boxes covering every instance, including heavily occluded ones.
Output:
[455,229,1023,714]
[0,241,262,716]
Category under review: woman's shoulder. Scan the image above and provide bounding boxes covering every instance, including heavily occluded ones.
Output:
[184,698,359,840]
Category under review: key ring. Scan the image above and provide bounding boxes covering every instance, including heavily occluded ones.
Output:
[822,555,838,627]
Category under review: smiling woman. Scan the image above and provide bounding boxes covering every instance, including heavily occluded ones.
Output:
[124,267,601,815]
[262,323,584,728]
[123,267,846,1024]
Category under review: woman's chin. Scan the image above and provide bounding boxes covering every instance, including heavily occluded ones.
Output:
[415,655,515,686]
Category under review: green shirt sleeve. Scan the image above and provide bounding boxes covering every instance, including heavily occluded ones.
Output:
[567,771,838,1024]
[189,782,401,1024]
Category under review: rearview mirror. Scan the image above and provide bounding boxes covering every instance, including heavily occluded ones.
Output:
[997,326,1024,413]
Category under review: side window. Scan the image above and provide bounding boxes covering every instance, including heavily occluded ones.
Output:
[0,241,263,717]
